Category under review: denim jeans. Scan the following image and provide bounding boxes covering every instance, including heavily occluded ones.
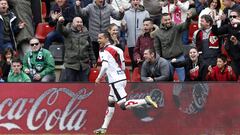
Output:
[168,54,186,82]
[64,66,90,82]
[44,30,64,49]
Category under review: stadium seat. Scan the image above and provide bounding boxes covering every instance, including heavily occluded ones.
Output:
[35,22,55,43]
[188,22,198,43]
[125,68,131,82]
[132,67,141,82]
[88,68,100,83]
[42,2,47,19]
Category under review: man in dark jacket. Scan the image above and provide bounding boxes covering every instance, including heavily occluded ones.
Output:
[0,0,25,54]
[57,16,96,82]
[154,11,192,81]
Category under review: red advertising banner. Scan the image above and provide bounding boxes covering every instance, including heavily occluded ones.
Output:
[0,83,239,134]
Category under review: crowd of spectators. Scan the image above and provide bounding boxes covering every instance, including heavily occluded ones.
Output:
[0,0,240,82]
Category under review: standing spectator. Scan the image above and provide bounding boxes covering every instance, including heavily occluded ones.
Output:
[23,37,55,82]
[222,0,240,25]
[7,57,31,82]
[107,23,124,50]
[162,0,190,45]
[0,0,25,54]
[212,10,240,77]
[198,0,223,28]
[8,0,35,56]
[134,18,156,70]
[154,12,192,81]
[57,16,96,82]
[44,0,73,49]
[31,0,42,27]
[195,0,208,14]
[75,0,125,60]
[121,0,150,70]
[143,0,167,26]
[206,54,237,81]
[141,48,170,82]
[192,14,221,67]
[0,48,14,81]
[171,47,208,81]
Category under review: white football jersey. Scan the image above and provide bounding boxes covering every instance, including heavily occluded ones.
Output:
[99,45,126,83]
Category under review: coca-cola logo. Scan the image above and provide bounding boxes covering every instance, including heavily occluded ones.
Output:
[0,88,93,131]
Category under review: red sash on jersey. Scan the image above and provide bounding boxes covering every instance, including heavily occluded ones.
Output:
[104,46,122,69]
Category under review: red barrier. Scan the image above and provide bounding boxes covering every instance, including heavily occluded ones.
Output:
[0,83,239,134]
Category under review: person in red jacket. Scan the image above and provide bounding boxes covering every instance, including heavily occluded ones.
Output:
[206,54,237,81]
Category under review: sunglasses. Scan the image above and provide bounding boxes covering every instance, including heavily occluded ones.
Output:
[30,43,39,46]
[229,15,237,19]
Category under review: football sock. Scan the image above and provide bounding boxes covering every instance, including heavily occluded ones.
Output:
[124,99,147,109]
[101,106,115,129]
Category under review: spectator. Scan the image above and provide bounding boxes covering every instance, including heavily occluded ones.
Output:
[134,18,157,70]
[192,14,221,67]
[8,0,35,56]
[222,0,240,25]
[198,0,223,28]
[23,37,55,82]
[109,0,130,26]
[206,54,237,81]
[163,0,190,45]
[7,57,31,82]
[0,48,14,81]
[57,16,96,82]
[195,0,208,14]
[44,0,73,49]
[121,0,150,70]
[0,0,25,54]
[154,12,193,81]
[107,23,124,50]
[31,0,42,27]
[212,10,240,77]
[75,0,125,60]
[141,48,170,82]
[143,0,167,26]
[171,47,208,81]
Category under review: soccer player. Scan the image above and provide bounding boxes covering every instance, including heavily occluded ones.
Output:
[94,32,158,134]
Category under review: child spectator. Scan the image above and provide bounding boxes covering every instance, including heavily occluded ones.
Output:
[206,54,237,81]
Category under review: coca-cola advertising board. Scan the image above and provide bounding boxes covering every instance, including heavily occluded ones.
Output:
[0,83,239,134]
